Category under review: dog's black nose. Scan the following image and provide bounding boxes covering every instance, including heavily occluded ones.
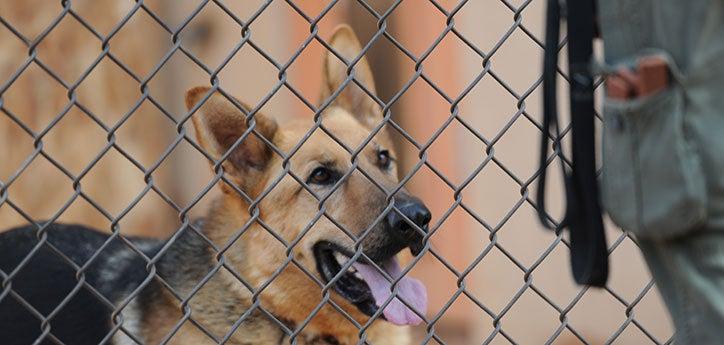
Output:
[386,197,431,246]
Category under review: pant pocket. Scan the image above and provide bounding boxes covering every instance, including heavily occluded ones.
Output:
[601,83,707,239]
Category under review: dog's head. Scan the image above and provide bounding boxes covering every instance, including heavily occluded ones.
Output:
[185,25,429,328]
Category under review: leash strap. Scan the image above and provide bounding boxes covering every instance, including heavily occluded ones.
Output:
[538,0,608,287]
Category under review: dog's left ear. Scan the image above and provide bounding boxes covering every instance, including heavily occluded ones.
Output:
[321,24,382,130]
[186,87,278,195]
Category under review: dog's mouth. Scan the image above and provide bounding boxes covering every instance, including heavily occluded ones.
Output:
[313,241,427,326]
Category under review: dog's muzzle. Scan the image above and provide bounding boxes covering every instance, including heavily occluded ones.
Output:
[312,196,431,326]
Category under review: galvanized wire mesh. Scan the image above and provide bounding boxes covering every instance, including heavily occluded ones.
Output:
[0,0,673,344]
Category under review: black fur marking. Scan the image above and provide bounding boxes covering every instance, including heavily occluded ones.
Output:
[0,223,161,345]
[276,316,297,332]
[311,334,342,345]
[155,221,215,289]
[0,221,345,344]
[274,316,297,344]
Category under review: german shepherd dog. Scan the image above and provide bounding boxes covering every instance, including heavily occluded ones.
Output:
[0,25,430,344]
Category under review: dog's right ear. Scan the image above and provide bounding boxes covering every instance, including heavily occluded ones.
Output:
[186,87,278,194]
[321,25,382,131]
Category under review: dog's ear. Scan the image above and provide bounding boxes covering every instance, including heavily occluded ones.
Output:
[186,87,278,194]
[321,24,382,130]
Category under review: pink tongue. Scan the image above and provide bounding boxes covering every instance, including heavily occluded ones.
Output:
[353,258,427,325]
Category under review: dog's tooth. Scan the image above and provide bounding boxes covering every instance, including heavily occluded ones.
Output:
[343,264,361,280]
[334,252,346,264]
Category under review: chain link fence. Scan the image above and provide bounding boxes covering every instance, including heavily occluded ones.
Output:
[0,1,674,344]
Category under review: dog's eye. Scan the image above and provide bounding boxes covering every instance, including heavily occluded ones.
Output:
[308,167,334,185]
[377,150,392,169]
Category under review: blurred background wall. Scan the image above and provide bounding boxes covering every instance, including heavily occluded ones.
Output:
[0,1,672,344]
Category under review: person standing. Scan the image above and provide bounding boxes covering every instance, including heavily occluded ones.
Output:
[597,1,724,343]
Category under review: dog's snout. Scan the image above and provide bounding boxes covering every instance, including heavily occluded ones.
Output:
[387,197,431,243]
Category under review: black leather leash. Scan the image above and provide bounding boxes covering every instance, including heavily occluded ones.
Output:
[538,0,608,287]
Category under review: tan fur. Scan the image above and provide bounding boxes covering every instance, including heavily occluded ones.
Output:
[140,25,415,345]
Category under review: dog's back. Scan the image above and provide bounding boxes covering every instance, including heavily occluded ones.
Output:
[0,224,160,345]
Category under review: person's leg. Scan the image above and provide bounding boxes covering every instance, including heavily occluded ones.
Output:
[638,228,724,345]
